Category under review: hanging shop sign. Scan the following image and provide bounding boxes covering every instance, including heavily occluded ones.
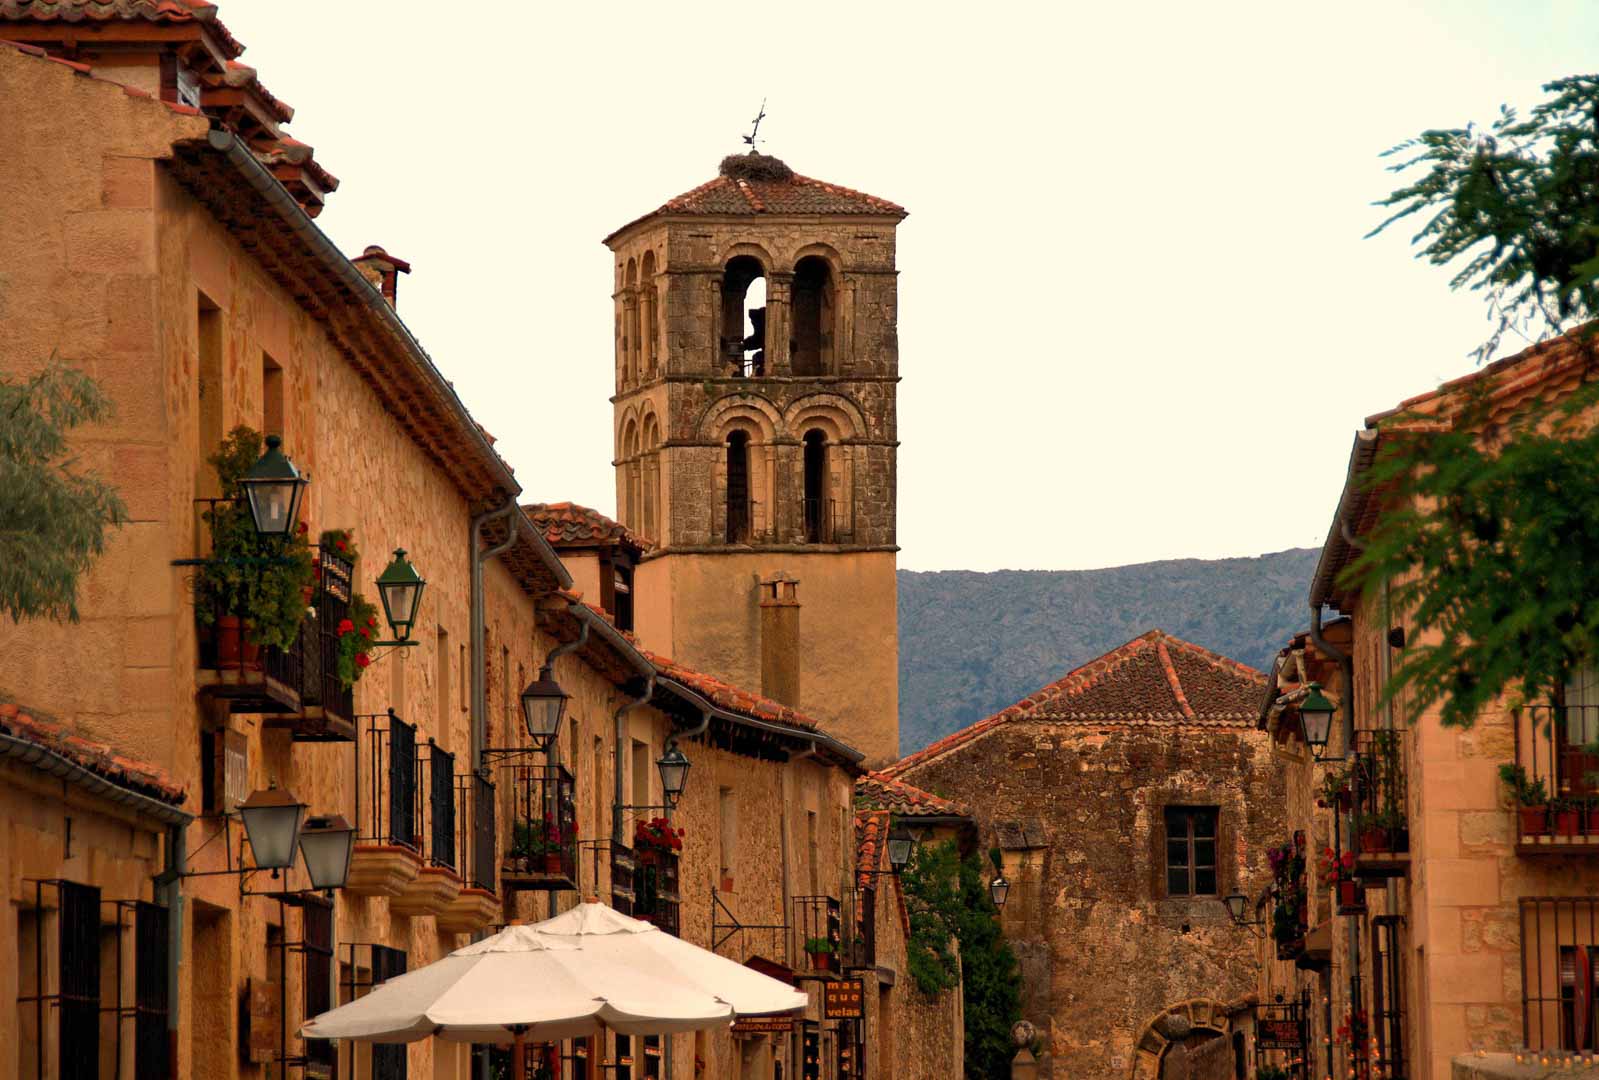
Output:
[823,978,866,1021]
[1256,1017,1303,1050]
[731,1016,794,1034]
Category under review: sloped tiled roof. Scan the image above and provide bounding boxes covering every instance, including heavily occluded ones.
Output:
[885,630,1266,777]
[605,153,905,244]
[855,771,969,818]
[0,701,186,806]
[855,809,890,891]
[524,502,649,554]
[642,647,821,734]
[0,0,242,56]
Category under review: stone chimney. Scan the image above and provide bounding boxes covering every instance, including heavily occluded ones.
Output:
[759,572,801,708]
[351,245,411,308]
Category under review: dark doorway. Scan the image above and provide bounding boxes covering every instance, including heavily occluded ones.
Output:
[727,431,751,542]
[803,430,827,543]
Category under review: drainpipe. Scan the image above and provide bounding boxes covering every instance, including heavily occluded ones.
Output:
[1309,599,1360,1072]
[159,823,185,1079]
[470,498,517,775]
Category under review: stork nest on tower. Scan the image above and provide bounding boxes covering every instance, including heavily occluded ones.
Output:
[719,153,793,182]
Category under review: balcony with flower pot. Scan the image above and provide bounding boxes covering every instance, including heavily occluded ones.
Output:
[1267,834,1307,961]
[1318,846,1365,917]
[345,710,423,897]
[793,894,843,979]
[498,763,578,892]
[632,817,682,936]
[1349,730,1410,878]
[1510,704,1599,853]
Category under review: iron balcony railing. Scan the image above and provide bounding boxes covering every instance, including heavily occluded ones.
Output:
[358,710,418,851]
[1349,729,1410,864]
[1514,705,1599,847]
[794,895,844,975]
[612,842,637,916]
[294,549,356,739]
[420,741,457,873]
[500,763,578,891]
[455,772,497,892]
[633,845,680,936]
[1520,896,1599,1052]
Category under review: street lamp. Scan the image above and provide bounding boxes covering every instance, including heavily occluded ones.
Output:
[237,435,308,539]
[375,548,426,643]
[989,875,1011,909]
[886,824,914,871]
[657,743,691,808]
[1222,893,1249,924]
[1298,682,1337,761]
[237,783,307,873]
[520,665,569,751]
[299,814,356,892]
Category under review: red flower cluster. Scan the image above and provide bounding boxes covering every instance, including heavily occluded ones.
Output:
[337,618,355,635]
[1318,847,1355,885]
[355,653,371,669]
[635,817,684,852]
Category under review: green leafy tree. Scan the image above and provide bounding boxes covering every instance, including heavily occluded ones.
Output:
[1351,74,1599,728]
[0,362,126,623]
[899,840,1022,1077]
[1370,74,1599,362]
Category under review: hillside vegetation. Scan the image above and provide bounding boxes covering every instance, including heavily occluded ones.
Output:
[897,548,1320,755]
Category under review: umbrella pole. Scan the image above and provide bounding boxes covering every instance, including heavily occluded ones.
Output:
[512,1030,525,1078]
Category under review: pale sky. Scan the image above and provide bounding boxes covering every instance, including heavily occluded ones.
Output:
[218,1,1595,572]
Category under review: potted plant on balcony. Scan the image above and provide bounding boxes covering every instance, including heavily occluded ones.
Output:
[1318,765,1353,812]
[803,936,837,973]
[1320,846,1363,914]
[195,427,314,665]
[634,817,684,863]
[318,529,380,688]
[1498,763,1550,837]
[507,816,562,875]
[1553,797,1582,837]
[1354,809,1403,854]
[1266,838,1307,958]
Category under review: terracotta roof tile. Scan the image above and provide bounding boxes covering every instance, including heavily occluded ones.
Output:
[855,771,969,818]
[0,0,241,55]
[605,156,905,244]
[642,646,822,734]
[524,502,650,553]
[855,808,890,891]
[0,701,186,806]
[884,630,1266,777]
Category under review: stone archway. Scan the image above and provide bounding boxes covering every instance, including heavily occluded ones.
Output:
[1130,999,1234,1080]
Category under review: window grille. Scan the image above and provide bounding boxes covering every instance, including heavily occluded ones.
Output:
[60,880,102,1079]
[1522,897,1599,1051]
[425,741,456,872]
[302,898,335,1077]
[1369,914,1406,1078]
[131,901,171,1080]
[358,710,418,850]
[1164,807,1219,896]
[372,945,408,1080]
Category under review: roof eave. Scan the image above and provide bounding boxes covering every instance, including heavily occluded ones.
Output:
[1308,428,1381,610]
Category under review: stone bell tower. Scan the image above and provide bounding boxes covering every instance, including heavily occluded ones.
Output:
[602,152,905,766]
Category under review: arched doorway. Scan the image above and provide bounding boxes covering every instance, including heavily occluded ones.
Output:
[1131,999,1235,1080]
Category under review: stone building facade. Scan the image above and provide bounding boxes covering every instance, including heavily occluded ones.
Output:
[0,6,948,1078]
[884,631,1289,1080]
[605,154,905,767]
[1254,328,1599,1080]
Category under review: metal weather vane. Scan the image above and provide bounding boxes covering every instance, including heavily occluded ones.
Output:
[742,99,767,152]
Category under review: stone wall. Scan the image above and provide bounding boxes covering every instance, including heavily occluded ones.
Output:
[898,719,1287,1080]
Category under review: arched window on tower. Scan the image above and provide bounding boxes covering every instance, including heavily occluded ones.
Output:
[720,256,766,378]
[803,429,829,543]
[642,251,659,378]
[624,258,640,386]
[641,413,660,542]
[621,420,640,530]
[726,431,751,543]
[791,256,834,377]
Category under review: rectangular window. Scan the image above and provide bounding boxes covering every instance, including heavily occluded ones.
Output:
[196,292,224,501]
[631,738,651,811]
[371,947,408,1079]
[262,350,284,438]
[436,628,450,740]
[719,787,737,891]
[807,810,819,896]
[1164,806,1218,897]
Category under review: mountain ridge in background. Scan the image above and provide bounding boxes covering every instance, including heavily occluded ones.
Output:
[896,547,1320,756]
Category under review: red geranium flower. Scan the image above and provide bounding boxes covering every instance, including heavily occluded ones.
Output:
[337,618,355,635]
[359,626,371,639]
[336,539,347,551]
[355,652,371,668]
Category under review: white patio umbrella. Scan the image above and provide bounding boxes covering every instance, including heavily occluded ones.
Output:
[302,905,806,1072]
